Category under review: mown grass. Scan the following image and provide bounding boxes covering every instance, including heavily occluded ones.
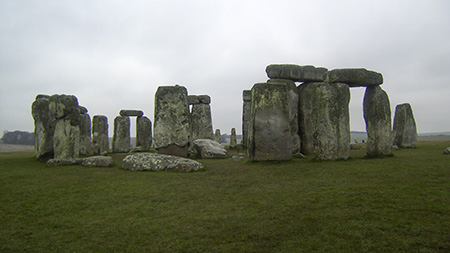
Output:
[1,141,450,252]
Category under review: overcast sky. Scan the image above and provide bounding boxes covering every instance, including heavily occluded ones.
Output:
[1,0,449,137]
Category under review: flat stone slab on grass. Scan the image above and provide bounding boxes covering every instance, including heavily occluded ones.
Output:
[193,139,228,159]
[120,153,203,172]
[47,156,113,167]
[323,68,383,87]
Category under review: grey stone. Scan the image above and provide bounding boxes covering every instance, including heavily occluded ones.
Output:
[363,85,393,157]
[92,115,109,154]
[49,94,80,125]
[153,85,190,157]
[190,103,213,141]
[119,110,144,117]
[79,106,88,114]
[243,90,252,101]
[323,68,383,87]
[193,139,228,159]
[32,96,54,159]
[136,116,152,151]
[113,116,130,153]
[79,114,92,156]
[46,156,113,167]
[120,153,203,172]
[242,90,252,148]
[215,129,221,143]
[35,94,50,100]
[266,64,328,82]
[188,95,211,105]
[248,82,292,161]
[444,147,450,154]
[298,82,350,160]
[198,95,211,104]
[393,103,418,148]
[188,95,200,105]
[230,128,237,148]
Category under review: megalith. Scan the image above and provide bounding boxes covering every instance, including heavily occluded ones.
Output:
[298,82,350,160]
[393,103,417,148]
[230,128,237,148]
[189,95,213,141]
[49,94,81,159]
[215,129,221,143]
[363,85,393,157]
[136,116,152,151]
[92,115,109,154]
[153,85,190,157]
[266,64,328,82]
[242,90,252,147]
[323,68,383,87]
[248,82,292,161]
[112,115,130,153]
[31,94,55,159]
[79,106,92,156]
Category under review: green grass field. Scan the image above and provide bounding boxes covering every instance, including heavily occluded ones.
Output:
[1,142,450,252]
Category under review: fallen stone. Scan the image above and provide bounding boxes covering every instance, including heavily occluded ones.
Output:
[120,153,203,172]
[47,156,112,167]
[119,110,144,117]
[193,139,228,159]
[393,103,417,148]
[266,64,328,82]
[444,147,450,154]
[323,68,383,87]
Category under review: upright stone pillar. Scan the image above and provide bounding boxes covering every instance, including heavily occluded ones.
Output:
[189,95,213,141]
[248,82,292,161]
[49,94,81,159]
[230,128,237,148]
[393,103,417,148]
[79,106,92,156]
[298,82,350,160]
[136,116,152,151]
[215,129,221,143]
[242,90,252,148]
[363,85,393,157]
[154,85,190,157]
[113,116,130,153]
[31,95,54,159]
[92,115,109,154]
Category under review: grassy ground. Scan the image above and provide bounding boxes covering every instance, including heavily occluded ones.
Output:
[1,141,449,252]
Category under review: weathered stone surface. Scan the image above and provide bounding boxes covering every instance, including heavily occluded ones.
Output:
[113,116,130,153]
[230,128,237,148]
[363,85,393,157]
[79,106,88,114]
[393,103,418,148]
[49,95,80,125]
[46,156,113,167]
[79,114,92,156]
[248,82,292,161]
[35,94,50,100]
[323,68,383,87]
[242,90,252,148]
[298,82,350,160]
[119,110,144,117]
[188,95,211,105]
[32,96,54,159]
[153,85,190,157]
[120,153,203,172]
[198,95,211,104]
[215,129,221,143]
[190,103,213,141]
[266,64,328,82]
[92,115,109,154]
[350,143,360,150]
[193,139,228,159]
[136,116,152,151]
[444,147,450,154]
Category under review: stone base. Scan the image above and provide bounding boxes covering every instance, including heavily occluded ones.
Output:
[157,144,188,158]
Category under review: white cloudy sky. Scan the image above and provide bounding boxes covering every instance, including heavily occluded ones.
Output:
[1,0,449,137]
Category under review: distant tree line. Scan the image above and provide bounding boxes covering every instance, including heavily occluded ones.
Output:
[1,131,34,145]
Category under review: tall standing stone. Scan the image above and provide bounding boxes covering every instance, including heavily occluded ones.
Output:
[31,95,54,159]
[215,129,221,143]
[153,85,190,157]
[363,85,393,157]
[248,82,292,161]
[298,82,350,160]
[393,103,417,148]
[113,116,130,153]
[189,95,213,141]
[79,111,92,156]
[49,94,81,159]
[92,115,109,154]
[136,116,152,151]
[230,128,237,148]
[242,90,252,147]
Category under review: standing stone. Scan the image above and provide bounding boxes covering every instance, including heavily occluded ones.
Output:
[298,82,350,160]
[153,85,190,157]
[92,115,109,154]
[248,82,292,161]
[79,113,92,156]
[363,85,393,157]
[190,102,213,141]
[113,116,130,153]
[49,94,81,159]
[230,128,237,148]
[136,116,152,151]
[242,90,252,147]
[393,103,417,148]
[31,95,55,159]
[215,129,221,143]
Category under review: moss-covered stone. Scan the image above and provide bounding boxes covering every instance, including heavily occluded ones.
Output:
[323,68,383,87]
[112,116,130,153]
[393,103,417,148]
